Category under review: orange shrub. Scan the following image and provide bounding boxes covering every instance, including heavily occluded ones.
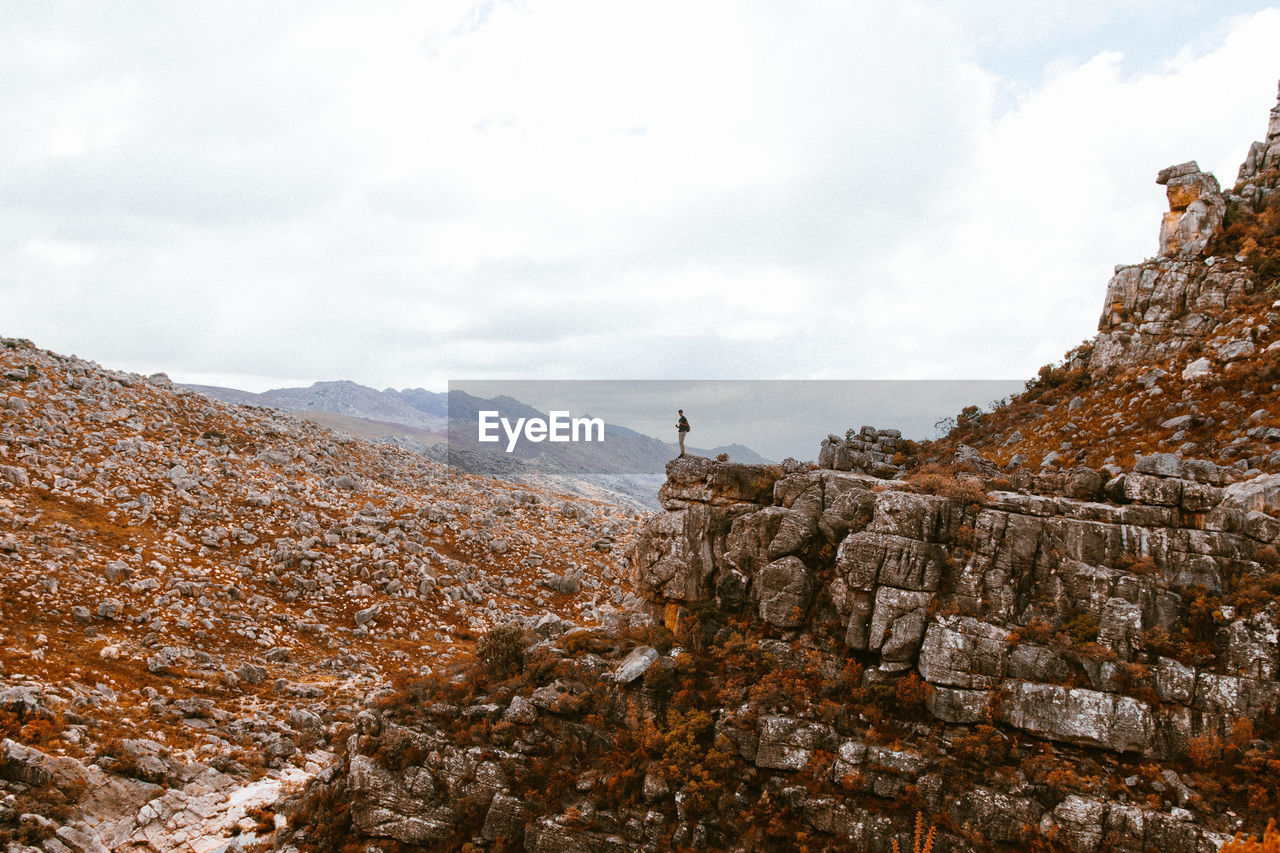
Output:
[1230,718,1256,751]
[951,724,1008,765]
[892,812,936,853]
[1008,616,1055,646]
[1130,556,1158,575]
[896,673,932,709]
[908,464,988,505]
[1188,731,1225,770]
[1220,818,1280,852]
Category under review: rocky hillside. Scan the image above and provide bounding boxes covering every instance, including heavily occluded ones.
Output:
[0,341,642,851]
[276,86,1280,853]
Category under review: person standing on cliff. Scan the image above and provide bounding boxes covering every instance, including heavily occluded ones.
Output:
[677,410,690,457]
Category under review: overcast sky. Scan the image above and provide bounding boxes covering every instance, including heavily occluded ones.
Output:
[3,1,1279,393]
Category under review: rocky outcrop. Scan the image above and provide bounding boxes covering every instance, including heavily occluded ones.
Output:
[342,714,510,848]
[288,443,1277,851]
[1089,255,1257,376]
[818,426,905,478]
[1156,161,1226,258]
[1088,86,1280,381]
[1087,152,1256,378]
[933,85,1279,483]
[632,454,1280,750]
[1235,81,1280,205]
[620,450,1280,847]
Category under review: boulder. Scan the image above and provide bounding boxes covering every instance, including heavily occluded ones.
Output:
[658,456,780,508]
[348,754,460,845]
[0,738,53,786]
[481,791,529,842]
[1220,473,1280,513]
[917,617,1010,689]
[755,557,812,628]
[755,715,836,771]
[866,587,932,661]
[611,646,659,684]
[628,508,708,603]
[1181,357,1213,380]
[835,532,945,592]
[926,686,991,724]
[724,506,816,575]
[237,663,267,685]
[999,682,1154,753]
[953,787,1044,844]
[503,695,538,724]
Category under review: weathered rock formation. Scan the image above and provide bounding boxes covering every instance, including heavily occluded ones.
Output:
[1157,162,1226,258]
[1090,160,1245,376]
[1235,81,1280,206]
[1088,84,1280,381]
[818,426,906,479]
[286,445,1278,851]
[636,454,1279,731]
[623,449,1279,849]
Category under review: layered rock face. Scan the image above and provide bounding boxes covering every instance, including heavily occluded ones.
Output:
[1088,254,1258,378]
[637,454,1280,731]
[295,451,1279,852]
[627,453,1279,848]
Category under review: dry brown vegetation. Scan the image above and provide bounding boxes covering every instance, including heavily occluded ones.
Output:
[1222,819,1280,853]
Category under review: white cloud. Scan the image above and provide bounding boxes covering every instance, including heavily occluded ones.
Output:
[856,12,1280,378]
[0,1,1278,390]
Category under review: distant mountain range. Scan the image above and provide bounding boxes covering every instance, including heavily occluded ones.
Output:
[183,381,448,431]
[185,381,770,509]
